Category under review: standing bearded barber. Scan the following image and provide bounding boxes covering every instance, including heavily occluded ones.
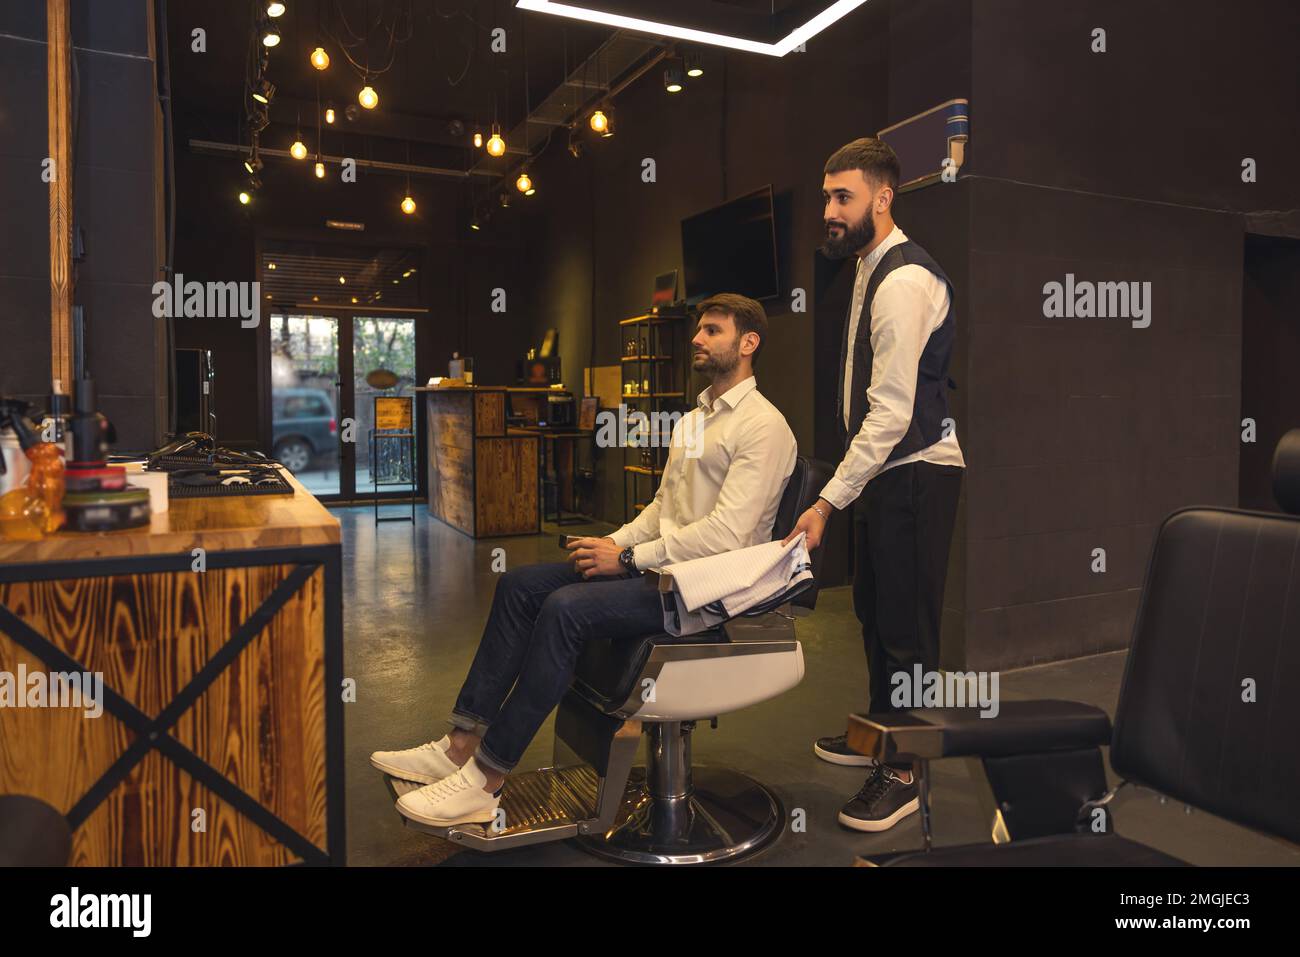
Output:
[784,137,964,833]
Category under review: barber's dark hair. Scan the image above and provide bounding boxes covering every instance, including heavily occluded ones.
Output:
[824,136,901,193]
[695,293,768,366]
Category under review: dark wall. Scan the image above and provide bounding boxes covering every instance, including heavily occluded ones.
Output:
[0,0,163,451]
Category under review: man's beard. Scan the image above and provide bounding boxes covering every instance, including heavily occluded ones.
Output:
[693,340,741,377]
[820,212,875,259]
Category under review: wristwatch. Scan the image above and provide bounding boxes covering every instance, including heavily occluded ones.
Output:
[619,545,640,575]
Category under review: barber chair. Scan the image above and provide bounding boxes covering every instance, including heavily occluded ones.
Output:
[845,430,1300,865]
[386,455,835,864]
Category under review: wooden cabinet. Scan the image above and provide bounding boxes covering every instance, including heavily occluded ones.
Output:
[421,388,540,537]
[0,471,344,866]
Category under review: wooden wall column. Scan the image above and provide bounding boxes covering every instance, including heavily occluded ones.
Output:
[47,0,74,388]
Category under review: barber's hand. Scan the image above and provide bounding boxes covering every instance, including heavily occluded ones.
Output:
[783,499,832,550]
[567,536,624,579]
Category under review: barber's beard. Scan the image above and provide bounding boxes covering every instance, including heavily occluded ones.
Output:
[820,212,875,259]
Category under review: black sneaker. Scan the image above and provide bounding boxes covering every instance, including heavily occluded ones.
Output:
[813,733,876,767]
[837,766,919,832]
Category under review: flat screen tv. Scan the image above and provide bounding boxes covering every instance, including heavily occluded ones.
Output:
[680,186,779,302]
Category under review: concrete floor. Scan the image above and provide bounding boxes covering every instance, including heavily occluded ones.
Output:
[337,505,1300,867]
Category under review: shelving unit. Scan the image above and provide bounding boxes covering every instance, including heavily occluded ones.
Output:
[620,305,692,520]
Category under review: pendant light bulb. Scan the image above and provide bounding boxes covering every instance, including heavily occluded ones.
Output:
[358,84,378,110]
[310,46,330,70]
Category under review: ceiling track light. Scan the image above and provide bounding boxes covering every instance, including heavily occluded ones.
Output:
[684,52,704,77]
[261,20,281,47]
[266,1,286,17]
[252,77,275,105]
[664,63,685,93]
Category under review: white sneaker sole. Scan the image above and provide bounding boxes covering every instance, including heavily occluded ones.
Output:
[837,797,920,832]
[369,754,456,785]
[395,797,499,828]
[814,742,876,767]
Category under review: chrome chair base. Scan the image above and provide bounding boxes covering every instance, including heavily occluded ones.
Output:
[577,766,783,865]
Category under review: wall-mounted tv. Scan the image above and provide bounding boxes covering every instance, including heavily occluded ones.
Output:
[680,185,779,302]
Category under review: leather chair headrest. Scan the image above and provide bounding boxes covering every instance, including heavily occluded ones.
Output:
[1273,429,1300,515]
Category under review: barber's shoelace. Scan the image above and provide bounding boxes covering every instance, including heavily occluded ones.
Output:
[854,767,901,810]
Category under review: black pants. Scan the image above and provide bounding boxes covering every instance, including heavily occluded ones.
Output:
[852,461,963,771]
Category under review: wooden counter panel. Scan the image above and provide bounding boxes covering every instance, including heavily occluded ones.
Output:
[426,392,474,452]
[475,437,539,537]
[474,392,505,437]
[427,409,475,534]
[0,562,329,866]
[0,469,339,566]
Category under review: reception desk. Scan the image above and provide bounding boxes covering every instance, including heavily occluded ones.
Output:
[419,386,541,537]
[0,470,343,866]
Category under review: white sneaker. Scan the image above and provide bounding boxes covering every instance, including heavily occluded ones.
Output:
[396,758,501,828]
[370,735,460,784]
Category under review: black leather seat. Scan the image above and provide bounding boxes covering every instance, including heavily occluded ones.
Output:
[851,429,1300,866]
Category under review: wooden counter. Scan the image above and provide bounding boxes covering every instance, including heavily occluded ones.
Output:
[419,386,540,537]
[0,469,344,866]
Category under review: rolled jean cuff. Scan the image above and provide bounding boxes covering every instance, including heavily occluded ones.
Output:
[449,710,491,738]
[474,742,514,776]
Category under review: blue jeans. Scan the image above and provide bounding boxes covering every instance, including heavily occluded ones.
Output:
[451,561,663,775]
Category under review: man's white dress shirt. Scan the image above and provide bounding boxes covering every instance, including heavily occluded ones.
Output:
[609,375,797,571]
[819,225,966,511]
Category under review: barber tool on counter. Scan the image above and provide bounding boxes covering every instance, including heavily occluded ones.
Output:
[60,376,150,532]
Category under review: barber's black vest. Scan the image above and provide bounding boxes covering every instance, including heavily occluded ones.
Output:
[835,239,956,459]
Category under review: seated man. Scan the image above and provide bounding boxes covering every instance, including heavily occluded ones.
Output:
[371,292,797,827]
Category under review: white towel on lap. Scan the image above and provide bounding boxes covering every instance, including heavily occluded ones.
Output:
[659,533,813,636]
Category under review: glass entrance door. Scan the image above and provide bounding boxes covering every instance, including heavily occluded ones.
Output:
[270,313,342,497]
[352,315,417,496]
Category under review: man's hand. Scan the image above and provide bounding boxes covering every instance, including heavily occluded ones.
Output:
[783,498,833,550]
[566,536,626,579]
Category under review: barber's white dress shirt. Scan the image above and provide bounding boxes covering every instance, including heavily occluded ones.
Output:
[609,375,797,571]
[819,225,966,511]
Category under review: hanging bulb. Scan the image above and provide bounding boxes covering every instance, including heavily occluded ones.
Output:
[401,194,416,215]
[238,190,252,205]
[473,130,483,149]
[516,170,532,193]
[310,46,330,70]
[589,110,608,134]
[314,158,325,178]
[486,123,505,157]
[324,105,336,124]
[358,84,378,110]
[290,139,307,160]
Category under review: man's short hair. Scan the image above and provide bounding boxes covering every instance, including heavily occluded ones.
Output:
[695,293,768,366]
[824,137,901,193]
